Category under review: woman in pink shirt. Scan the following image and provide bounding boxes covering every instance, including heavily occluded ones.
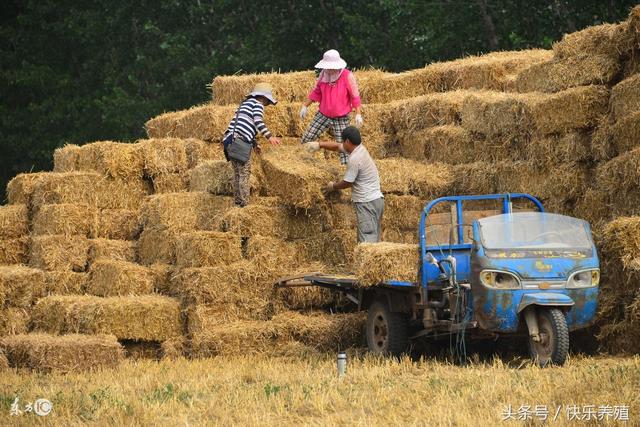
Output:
[300,49,362,164]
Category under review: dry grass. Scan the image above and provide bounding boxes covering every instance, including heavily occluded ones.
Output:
[0,307,30,335]
[376,158,454,198]
[0,237,29,265]
[137,228,179,265]
[553,21,635,59]
[595,147,640,217]
[6,172,50,205]
[32,295,183,341]
[75,141,145,181]
[610,73,640,121]
[594,112,640,161]
[87,259,159,296]
[87,238,137,265]
[0,265,46,308]
[0,333,123,372]
[53,144,82,172]
[0,355,637,425]
[174,231,242,268]
[44,271,88,295]
[141,192,233,233]
[32,203,96,237]
[353,242,419,286]
[94,209,141,241]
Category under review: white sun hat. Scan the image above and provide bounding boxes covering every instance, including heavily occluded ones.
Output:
[314,49,347,70]
[247,82,277,104]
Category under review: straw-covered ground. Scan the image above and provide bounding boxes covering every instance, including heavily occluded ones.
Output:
[0,354,638,426]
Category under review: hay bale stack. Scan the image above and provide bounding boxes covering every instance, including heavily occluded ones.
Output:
[188,160,260,195]
[6,172,49,205]
[94,209,141,240]
[137,228,178,265]
[376,158,454,198]
[388,91,467,133]
[44,271,88,295]
[383,195,423,231]
[271,311,365,351]
[29,235,89,271]
[553,22,635,60]
[353,242,419,286]
[96,178,153,211]
[75,141,145,180]
[461,91,531,136]
[53,144,82,172]
[87,259,159,296]
[29,172,102,211]
[219,204,287,238]
[141,192,233,233]
[260,146,339,209]
[150,172,189,194]
[0,308,30,335]
[32,295,183,341]
[524,132,592,166]
[0,204,28,238]
[245,235,318,272]
[32,203,96,237]
[593,112,640,161]
[0,237,29,265]
[397,126,475,162]
[175,231,242,268]
[144,110,186,138]
[170,261,278,319]
[0,333,123,372]
[611,74,640,121]
[515,55,620,93]
[211,70,316,105]
[596,216,640,352]
[184,138,226,167]
[0,265,46,308]
[88,239,137,265]
[138,138,189,177]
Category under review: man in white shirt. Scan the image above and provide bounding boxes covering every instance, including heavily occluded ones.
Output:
[305,126,384,242]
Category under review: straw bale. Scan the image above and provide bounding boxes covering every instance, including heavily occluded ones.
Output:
[32,203,96,237]
[0,265,46,308]
[184,138,226,167]
[149,263,173,295]
[573,189,611,227]
[376,158,454,198]
[88,238,137,265]
[529,85,609,135]
[0,333,123,372]
[595,148,640,217]
[144,110,187,138]
[461,91,531,136]
[524,132,592,166]
[245,235,314,272]
[44,271,88,295]
[171,261,278,320]
[29,172,101,211]
[120,340,162,360]
[29,235,89,272]
[94,177,152,210]
[94,209,141,240]
[151,172,189,194]
[175,231,242,268]
[553,22,635,59]
[382,228,419,244]
[388,91,467,133]
[383,195,424,230]
[324,202,356,230]
[0,350,6,370]
[218,204,287,238]
[6,172,49,205]
[0,238,29,265]
[32,295,183,341]
[0,308,29,335]
[212,70,317,105]
[319,230,358,268]
[53,144,82,172]
[608,112,640,158]
[76,141,145,180]
[515,54,620,93]
[397,126,475,163]
[141,192,233,232]
[188,159,260,195]
[275,263,340,310]
[138,138,189,177]
[137,228,178,265]
[87,259,158,296]
[260,146,339,209]
[271,311,366,351]
[0,205,28,239]
[354,242,419,286]
[611,74,640,120]
[161,337,187,359]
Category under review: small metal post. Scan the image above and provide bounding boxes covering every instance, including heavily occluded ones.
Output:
[337,351,347,378]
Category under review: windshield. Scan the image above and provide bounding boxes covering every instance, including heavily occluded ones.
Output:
[478,212,593,251]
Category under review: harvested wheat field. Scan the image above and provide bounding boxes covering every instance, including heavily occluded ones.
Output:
[2,5,640,425]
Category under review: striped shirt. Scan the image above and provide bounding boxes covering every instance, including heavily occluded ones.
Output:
[224,97,272,142]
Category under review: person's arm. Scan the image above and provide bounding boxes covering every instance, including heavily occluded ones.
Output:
[253,103,280,145]
[318,140,344,152]
[326,180,352,192]
[348,72,363,126]
[326,157,357,193]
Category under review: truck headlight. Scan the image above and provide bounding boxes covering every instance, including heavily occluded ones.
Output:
[567,269,599,288]
[480,270,521,289]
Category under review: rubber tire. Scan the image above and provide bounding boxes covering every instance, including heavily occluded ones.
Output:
[529,308,569,367]
[366,300,409,356]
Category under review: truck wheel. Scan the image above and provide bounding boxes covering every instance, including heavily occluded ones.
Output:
[366,300,408,356]
[529,308,569,367]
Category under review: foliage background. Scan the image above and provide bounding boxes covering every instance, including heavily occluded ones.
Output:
[1,0,637,197]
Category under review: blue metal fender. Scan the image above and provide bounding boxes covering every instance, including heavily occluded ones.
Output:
[517,293,574,313]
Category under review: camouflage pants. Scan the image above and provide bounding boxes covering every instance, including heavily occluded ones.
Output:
[231,159,251,207]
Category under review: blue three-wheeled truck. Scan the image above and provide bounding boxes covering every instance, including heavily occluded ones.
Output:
[278,194,599,366]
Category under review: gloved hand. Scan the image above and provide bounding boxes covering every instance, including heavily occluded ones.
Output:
[300,105,308,120]
[304,141,320,153]
[355,114,363,128]
[324,181,336,193]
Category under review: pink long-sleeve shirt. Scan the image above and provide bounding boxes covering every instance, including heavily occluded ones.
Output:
[308,69,361,118]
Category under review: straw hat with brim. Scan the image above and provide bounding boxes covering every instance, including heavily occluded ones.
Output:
[247,82,277,104]
[315,49,347,70]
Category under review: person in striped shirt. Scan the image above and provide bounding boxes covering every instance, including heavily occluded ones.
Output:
[224,83,281,207]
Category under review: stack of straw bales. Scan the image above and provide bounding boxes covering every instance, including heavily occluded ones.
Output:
[2,7,640,366]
